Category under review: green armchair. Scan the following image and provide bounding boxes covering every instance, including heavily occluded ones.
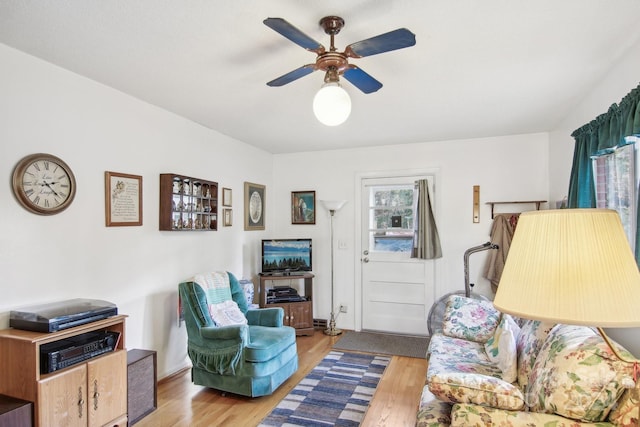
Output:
[178,272,298,397]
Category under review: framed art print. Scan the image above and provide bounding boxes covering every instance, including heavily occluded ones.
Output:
[292,191,315,224]
[222,187,232,207]
[223,208,233,226]
[244,182,265,230]
[105,171,142,226]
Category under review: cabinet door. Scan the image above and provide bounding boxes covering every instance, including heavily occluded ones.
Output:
[288,301,312,329]
[38,364,87,427]
[87,350,127,427]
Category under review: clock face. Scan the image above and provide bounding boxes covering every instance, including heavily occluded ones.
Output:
[249,190,263,223]
[12,153,76,215]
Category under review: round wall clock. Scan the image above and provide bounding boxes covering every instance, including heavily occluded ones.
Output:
[12,153,77,215]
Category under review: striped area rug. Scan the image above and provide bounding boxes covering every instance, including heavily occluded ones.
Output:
[259,351,391,427]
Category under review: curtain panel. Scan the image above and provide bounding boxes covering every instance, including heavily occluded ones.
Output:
[567,82,640,262]
[569,83,640,208]
[411,179,442,259]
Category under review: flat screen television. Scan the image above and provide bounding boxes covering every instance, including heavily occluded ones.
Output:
[261,238,312,274]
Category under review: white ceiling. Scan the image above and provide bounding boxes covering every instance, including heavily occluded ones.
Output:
[1,1,640,154]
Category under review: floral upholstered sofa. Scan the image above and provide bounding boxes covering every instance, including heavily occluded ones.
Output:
[416,295,638,427]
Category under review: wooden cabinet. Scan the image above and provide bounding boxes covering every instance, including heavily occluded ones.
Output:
[0,315,128,427]
[159,173,218,231]
[259,274,314,336]
[269,301,313,334]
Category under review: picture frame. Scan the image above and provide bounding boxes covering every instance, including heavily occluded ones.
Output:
[291,191,316,224]
[222,187,232,207]
[223,208,233,226]
[105,171,143,227]
[244,182,265,230]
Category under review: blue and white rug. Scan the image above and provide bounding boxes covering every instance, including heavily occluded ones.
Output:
[259,350,391,427]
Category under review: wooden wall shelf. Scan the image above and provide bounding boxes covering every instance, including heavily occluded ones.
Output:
[486,200,546,219]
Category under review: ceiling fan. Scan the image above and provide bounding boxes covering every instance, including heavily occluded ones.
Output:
[263,16,416,94]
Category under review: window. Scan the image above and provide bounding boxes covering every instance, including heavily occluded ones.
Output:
[367,184,414,252]
[591,136,639,248]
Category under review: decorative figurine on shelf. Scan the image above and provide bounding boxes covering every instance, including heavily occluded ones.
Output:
[173,180,181,194]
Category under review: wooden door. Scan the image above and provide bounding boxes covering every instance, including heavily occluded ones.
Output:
[360,175,436,336]
[87,351,127,427]
[38,364,87,427]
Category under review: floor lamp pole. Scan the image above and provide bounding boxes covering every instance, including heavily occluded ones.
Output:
[325,208,342,336]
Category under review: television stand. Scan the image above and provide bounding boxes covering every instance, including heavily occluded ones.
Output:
[259,273,314,336]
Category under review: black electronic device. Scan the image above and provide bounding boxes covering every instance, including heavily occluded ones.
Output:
[40,330,120,374]
[267,286,307,303]
[261,238,312,274]
[10,298,118,332]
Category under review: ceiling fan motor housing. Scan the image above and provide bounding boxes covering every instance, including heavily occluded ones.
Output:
[319,16,345,36]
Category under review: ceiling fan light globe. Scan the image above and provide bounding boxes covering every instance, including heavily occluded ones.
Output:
[313,83,351,126]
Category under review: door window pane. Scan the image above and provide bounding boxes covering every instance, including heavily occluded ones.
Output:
[368,184,414,252]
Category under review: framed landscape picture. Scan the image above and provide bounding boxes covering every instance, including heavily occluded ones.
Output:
[291,191,315,224]
[244,182,265,230]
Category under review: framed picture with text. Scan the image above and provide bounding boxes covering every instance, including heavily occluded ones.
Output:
[244,182,265,230]
[291,191,315,224]
[222,187,232,207]
[105,171,143,226]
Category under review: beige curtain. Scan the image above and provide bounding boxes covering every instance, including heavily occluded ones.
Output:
[411,179,442,259]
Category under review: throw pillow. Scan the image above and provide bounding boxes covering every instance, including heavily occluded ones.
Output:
[484,314,520,383]
[209,299,248,327]
[515,319,555,390]
[442,295,501,343]
[525,324,635,422]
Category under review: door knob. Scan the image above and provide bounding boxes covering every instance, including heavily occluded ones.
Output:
[363,257,369,263]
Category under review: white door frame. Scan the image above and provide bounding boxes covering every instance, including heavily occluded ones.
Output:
[354,167,441,332]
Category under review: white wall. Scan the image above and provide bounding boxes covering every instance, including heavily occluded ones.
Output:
[273,133,549,331]
[3,28,637,383]
[0,43,273,378]
[548,37,640,356]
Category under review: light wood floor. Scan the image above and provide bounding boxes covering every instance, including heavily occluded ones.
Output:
[134,330,426,427]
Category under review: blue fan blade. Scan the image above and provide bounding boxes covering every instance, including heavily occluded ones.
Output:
[264,18,324,53]
[345,28,416,58]
[267,64,317,87]
[343,66,383,94]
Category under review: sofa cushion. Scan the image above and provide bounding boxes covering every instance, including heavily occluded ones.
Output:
[428,333,489,363]
[484,314,520,383]
[428,368,525,411]
[416,385,452,427]
[608,388,640,426]
[442,295,501,343]
[450,403,616,427]
[526,324,635,422]
[515,319,555,390]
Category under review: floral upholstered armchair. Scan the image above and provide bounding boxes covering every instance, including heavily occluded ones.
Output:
[178,271,298,397]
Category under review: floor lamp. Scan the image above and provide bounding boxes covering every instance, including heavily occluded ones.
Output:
[494,209,640,419]
[320,200,347,336]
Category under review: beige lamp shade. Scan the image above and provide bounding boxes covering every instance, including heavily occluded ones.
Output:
[493,209,640,327]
